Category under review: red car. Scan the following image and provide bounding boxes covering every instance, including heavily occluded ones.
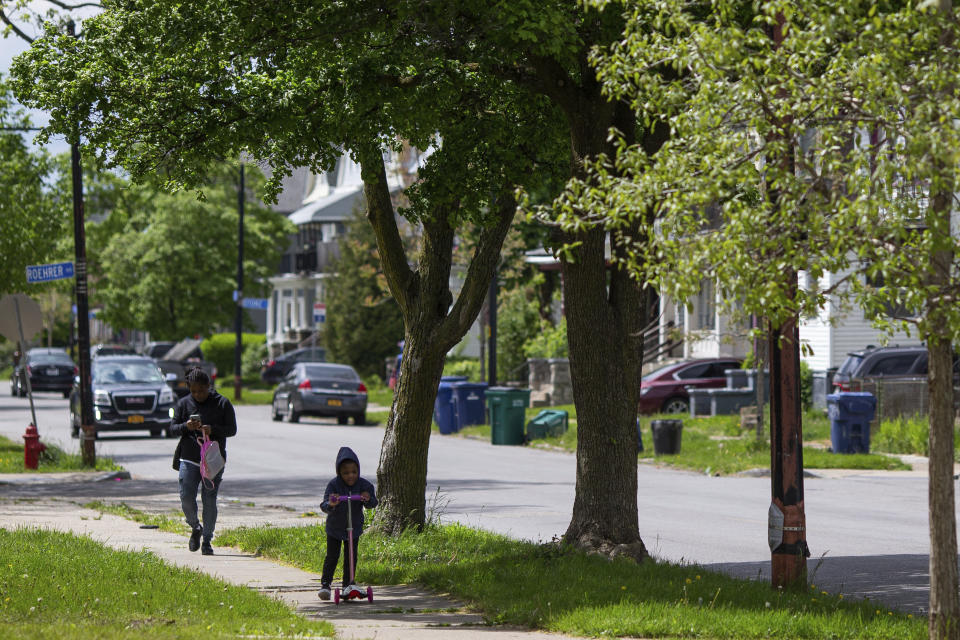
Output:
[638,358,743,414]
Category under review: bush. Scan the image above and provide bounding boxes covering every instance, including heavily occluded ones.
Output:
[799,360,813,410]
[872,416,931,456]
[241,340,267,384]
[201,333,266,378]
[523,317,568,359]
[443,357,482,381]
[496,287,541,382]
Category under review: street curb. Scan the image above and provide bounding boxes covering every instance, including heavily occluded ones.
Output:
[0,470,131,485]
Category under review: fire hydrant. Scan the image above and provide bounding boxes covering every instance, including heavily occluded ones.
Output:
[23,424,46,470]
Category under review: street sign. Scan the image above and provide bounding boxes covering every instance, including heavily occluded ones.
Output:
[0,294,43,342]
[241,298,269,310]
[313,302,326,323]
[25,261,74,284]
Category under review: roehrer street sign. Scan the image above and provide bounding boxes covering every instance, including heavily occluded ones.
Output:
[26,261,75,284]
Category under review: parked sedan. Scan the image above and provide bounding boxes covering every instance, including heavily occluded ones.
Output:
[638,358,743,414]
[261,347,327,383]
[271,362,367,425]
[70,355,177,438]
[11,348,77,398]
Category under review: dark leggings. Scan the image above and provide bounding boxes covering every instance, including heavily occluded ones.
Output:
[321,534,360,587]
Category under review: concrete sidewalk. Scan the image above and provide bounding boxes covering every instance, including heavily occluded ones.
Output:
[0,497,577,640]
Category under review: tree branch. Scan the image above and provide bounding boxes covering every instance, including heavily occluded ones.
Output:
[360,148,416,317]
[437,189,516,349]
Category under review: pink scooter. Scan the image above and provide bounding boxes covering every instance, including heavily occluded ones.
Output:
[331,493,374,604]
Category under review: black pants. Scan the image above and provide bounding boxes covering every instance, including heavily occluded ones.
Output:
[321,534,360,588]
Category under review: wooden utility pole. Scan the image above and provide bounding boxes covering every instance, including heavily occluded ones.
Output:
[766,10,807,588]
[68,21,95,467]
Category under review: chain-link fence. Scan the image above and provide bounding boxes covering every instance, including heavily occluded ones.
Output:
[846,377,938,422]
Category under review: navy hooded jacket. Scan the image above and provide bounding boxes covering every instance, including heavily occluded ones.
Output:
[320,447,378,541]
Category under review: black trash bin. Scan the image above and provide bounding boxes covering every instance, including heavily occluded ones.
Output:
[651,419,682,455]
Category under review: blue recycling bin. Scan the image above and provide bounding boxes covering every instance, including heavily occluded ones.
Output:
[826,392,876,454]
[451,382,488,431]
[434,379,462,434]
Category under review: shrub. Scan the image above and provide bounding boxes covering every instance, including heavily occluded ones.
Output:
[241,340,267,384]
[872,416,930,456]
[201,333,266,378]
[799,360,813,410]
[443,357,482,381]
[523,317,568,359]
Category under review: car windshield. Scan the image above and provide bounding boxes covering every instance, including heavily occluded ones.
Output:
[642,363,681,381]
[836,355,863,377]
[28,354,72,365]
[93,362,163,384]
[304,365,357,380]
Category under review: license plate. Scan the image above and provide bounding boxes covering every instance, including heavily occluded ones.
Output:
[46,368,58,375]
[127,415,145,424]
[177,382,187,388]
[327,399,342,407]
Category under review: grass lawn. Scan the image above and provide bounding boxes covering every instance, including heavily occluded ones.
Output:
[0,435,123,474]
[85,501,190,535]
[215,385,274,405]
[0,528,333,639]
[217,522,923,639]
[457,408,910,474]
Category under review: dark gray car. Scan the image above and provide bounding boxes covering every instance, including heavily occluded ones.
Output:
[832,346,929,391]
[70,355,177,438]
[271,362,367,425]
[11,348,76,398]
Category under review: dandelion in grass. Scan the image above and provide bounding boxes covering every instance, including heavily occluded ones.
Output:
[685,578,692,584]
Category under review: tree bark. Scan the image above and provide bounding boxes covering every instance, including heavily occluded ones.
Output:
[557,60,655,559]
[361,151,516,534]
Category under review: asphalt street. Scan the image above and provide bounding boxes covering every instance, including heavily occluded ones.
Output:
[0,390,953,615]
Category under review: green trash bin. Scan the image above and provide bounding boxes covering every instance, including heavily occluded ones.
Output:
[487,387,531,445]
[526,409,569,441]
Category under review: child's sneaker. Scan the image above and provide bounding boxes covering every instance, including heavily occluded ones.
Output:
[318,585,331,601]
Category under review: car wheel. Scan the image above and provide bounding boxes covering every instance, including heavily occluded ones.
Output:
[17,379,25,397]
[271,398,282,422]
[70,416,79,439]
[662,396,689,414]
[354,412,366,426]
[62,390,71,399]
[286,398,300,423]
[150,429,162,438]
[337,415,349,425]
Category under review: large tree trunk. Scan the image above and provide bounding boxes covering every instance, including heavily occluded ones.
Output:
[561,225,649,560]
[558,64,654,558]
[361,151,515,533]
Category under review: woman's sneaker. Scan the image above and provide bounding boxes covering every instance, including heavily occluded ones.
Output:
[318,585,331,601]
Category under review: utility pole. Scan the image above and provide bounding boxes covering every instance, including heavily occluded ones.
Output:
[766,11,807,589]
[488,273,497,386]
[68,20,95,467]
[234,162,245,401]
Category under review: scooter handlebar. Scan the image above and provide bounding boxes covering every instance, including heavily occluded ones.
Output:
[329,494,365,502]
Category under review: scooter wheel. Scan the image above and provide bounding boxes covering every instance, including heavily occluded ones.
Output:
[334,589,340,604]
[367,586,373,602]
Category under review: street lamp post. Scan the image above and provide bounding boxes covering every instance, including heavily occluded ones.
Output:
[234,162,245,401]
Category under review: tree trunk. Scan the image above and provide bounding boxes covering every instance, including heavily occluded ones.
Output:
[361,151,515,533]
[376,331,446,534]
[561,225,649,560]
[553,54,661,560]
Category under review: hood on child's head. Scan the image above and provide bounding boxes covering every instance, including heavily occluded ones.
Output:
[336,446,360,476]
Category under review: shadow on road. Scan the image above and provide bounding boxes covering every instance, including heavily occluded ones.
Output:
[704,554,935,615]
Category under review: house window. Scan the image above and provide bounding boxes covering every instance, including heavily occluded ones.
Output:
[695,280,716,330]
[864,272,916,319]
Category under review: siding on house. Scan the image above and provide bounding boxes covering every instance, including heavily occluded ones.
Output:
[798,269,921,370]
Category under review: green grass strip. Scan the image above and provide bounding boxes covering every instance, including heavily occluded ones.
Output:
[217,522,923,639]
[84,501,190,535]
[0,435,123,474]
[0,528,333,639]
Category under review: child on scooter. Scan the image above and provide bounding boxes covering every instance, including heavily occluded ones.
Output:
[318,446,378,600]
